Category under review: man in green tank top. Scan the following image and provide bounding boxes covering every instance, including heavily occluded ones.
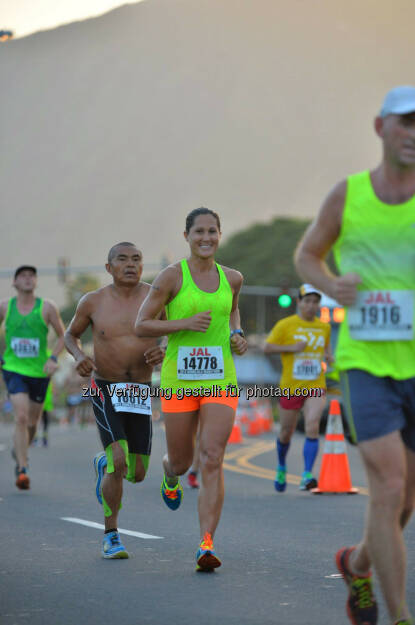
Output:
[0,265,65,490]
[295,86,415,625]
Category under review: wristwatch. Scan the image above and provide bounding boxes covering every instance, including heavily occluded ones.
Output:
[49,355,58,363]
[230,329,245,339]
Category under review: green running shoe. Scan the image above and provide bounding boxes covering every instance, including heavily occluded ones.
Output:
[299,471,317,491]
[274,465,286,492]
[160,474,183,511]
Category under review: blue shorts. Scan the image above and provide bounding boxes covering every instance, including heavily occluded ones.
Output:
[340,369,415,451]
[2,370,50,403]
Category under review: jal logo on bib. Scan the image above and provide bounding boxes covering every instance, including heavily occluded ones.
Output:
[364,292,396,305]
[11,337,40,358]
[177,346,224,380]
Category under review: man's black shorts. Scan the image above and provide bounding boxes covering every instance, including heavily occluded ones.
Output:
[90,378,152,456]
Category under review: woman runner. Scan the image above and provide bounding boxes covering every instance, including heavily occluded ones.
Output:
[135,207,247,571]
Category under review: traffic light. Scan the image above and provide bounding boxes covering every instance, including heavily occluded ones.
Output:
[278,293,292,308]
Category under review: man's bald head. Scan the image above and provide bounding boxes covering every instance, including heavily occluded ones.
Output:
[107,242,139,263]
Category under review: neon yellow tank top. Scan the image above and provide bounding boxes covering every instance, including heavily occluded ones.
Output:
[333,170,415,379]
[160,259,237,393]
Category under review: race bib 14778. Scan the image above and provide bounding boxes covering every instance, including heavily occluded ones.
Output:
[177,346,224,380]
[347,290,414,341]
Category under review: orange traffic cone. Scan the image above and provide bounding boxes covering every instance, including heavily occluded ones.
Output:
[228,422,243,444]
[312,399,358,494]
[247,418,261,436]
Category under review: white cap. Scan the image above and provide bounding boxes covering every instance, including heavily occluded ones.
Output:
[299,284,321,298]
[380,85,415,118]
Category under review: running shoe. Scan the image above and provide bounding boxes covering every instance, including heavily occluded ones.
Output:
[394,620,413,625]
[160,475,183,511]
[196,532,221,571]
[335,547,378,625]
[101,531,129,559]
[299,471,318,491]
[93,451,107,505]
[16,468,30,490]
[274,465,286,492]
[187,471,200,489]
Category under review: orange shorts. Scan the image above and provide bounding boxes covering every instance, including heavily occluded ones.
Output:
[161,392,238,413]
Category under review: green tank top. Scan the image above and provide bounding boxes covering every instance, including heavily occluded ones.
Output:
[333,170,415,379]
[160,259,237,393]
[3,297,49,378]
[43,381,54,412]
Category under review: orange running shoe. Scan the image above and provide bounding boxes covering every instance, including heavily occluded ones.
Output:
[196,532,221,572]
[187,471,200,489]
[335,547,378,625]
[16,468,30,490]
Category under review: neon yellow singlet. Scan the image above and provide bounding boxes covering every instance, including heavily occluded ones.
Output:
[333,170,415,379]
[160,260,237,394]
[266,314,330,393]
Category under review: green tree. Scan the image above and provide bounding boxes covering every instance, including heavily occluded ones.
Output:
[216,217,311,286]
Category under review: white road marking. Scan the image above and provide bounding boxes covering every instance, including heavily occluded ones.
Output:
[61,517,163,540]
[325,573,343,578]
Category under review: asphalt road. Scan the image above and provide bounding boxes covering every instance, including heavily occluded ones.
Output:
[1,421,414,625]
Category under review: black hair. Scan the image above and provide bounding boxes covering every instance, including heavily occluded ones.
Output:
[107,242,137,263]
[185,207,221,233]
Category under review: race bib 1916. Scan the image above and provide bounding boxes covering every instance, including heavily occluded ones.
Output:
[177,346,224,380]
[109,383,152,415]
[11,337,40,358]
[348,290,414,341]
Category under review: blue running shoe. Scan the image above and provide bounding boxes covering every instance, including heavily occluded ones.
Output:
[196,532,221,571]
[93,452,107,505]
[102,531,129,559]
[274,465,286,492]
[299,471,317,491]
[160,474,183,511]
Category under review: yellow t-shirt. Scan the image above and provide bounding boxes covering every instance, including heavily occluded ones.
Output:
[266,314,331,392]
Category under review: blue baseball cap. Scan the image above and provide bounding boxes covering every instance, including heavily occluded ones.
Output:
[380,86,415,118]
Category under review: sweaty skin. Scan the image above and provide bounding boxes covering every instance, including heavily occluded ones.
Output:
[65,282,163,382]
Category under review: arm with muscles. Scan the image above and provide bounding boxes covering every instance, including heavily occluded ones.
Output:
[264,340,308,355]
[135,267,212,338]
[0,300,7,367]
[42,300,66,376]
[143,307,167,366]
[64,294,97,377]
[227,270,248,356]
[264,320,307,355]
[294,180,361,306]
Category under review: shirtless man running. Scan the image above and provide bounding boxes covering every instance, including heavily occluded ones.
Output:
[64,242,164,559]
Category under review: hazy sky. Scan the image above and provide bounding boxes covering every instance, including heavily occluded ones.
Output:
[0,0,144,38]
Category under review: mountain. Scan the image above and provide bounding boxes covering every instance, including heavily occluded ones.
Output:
[1,0,414,303]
